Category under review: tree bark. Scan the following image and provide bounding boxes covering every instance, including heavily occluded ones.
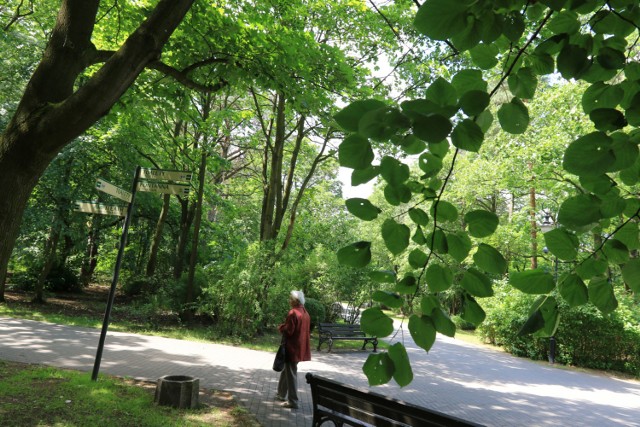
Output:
[0,0,195,301]
[146,193,171,277]
[79,218,100,286]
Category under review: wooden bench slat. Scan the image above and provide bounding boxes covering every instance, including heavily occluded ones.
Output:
[317,323,378,352]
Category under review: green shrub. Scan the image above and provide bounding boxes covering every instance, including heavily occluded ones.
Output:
[45,263,81,293]
[7,271,37,292]
[452,315,476,331]
[304,298,325,331]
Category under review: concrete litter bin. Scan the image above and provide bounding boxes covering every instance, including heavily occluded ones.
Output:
[154,375,199,409]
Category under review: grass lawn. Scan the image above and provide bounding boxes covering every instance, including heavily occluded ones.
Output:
[0,360,259,427]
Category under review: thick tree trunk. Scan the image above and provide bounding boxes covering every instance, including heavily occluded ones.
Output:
[173,200,196,280]
[146,193,171,276]
[34,224,60,304]
[79,218,100,286]
[0,0,195,301]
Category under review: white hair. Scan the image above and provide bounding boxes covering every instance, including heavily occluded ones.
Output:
[290,290,305,306]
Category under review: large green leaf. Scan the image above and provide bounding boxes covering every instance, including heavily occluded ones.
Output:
[581,82,623,114]
[351,166,380,186]
[451,69,488,94]
[408,248,428,269]
[384,184,412,206]
[338,134,374,170]
[413,0,472,40]
[397,135,426,155]
[334,99,387,132]
[589,108,627,132]
[563,132,615,177]
[547,9,580,34]
[518,308,544,336]
[337,242,371,268]
[588,277,618,314]
[361,307,395,337]
[372,291,403,309]
[615,222,640,250]
[465,210,499,238]
[451,119,484,152]
[380,156,410,186]
[432,308,456,337]
[388,343,413,387]
[507,67,538,99]
[431,200,458,222]
[558,274,589,307]
[557,44,590,79]
[601,239,629,264]
[359,107,410,142]
[381,219,410,255]
[459,90,490,116]
[369,270,396,284]
[412,114,452,144]
[461,294,486,325]
[557,194,602,230]
[576,257,608,280]
[534,297,561,338]
[425,77,458,107]
[610,134,639,172]
[408,314,436,351]
[408,207,430,226]
[363,352,393,386]
[412,226,426,245]
[460,268,493,297]
[498,98,529,134]
[345,198,381,221]
[396,275,417,295]
[469,43,499,69]
[509,270,555,294]
[425,263,453,292]
[426,229,448,254]
[473,243,507,275]
[599,190,626,219]
[621,258,640,293]
[596,47,626,70]
[418,152,443,178]
[543,228,579,261]
[447,232,472,262]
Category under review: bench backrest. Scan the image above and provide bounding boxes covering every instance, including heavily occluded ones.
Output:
[319,323,365,333]
[306,373,482,427]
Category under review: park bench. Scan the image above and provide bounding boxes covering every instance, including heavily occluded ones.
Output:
[317,322,378,352]
[305,373,483,427]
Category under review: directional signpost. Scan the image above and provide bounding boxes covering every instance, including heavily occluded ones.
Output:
[75,202,126,217]
[95,179,132,203]
[140,168,192,182]
[137,181,190,195]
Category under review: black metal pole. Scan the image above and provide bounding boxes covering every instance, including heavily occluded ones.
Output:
[549,255,558,364]
[91,166,141,381]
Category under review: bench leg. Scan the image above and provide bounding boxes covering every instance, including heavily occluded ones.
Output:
[328,339,333,353]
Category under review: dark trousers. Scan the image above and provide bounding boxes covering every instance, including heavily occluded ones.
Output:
[277,361,299,404]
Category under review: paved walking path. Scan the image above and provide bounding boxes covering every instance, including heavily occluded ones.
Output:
[1,317,639,426]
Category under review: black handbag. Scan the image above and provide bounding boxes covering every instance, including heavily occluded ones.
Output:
[273,339,286,372]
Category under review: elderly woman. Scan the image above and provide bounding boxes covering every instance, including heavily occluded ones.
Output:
[275,290,311,409]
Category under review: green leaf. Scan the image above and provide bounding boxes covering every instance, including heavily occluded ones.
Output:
[473,243,507,275]
[557,44,590,79]
[602,239,629,264]
[547,10,580,34]
[469,43,499,69]
[579,174,614,195]
[543,228,579,261]
[614,222,640,250]
[459,90,490,116]
[589,108,627,132]
[418,152,443,178]
[503,13,525,42]
[337,242,371,268]
[412,114,453,144]
[429,140,450,158]
[518,309,545,336]
[413,0,472,40]
[526,52,555,75]
[534,297,561,337]
[576,257,608,280]
[408,248,428,269]
[432,308,456,337]
[596,47,626,70]
[381,219,410,255]
[431,200,458,222]
[412,226,426,245]
[384,184,412,206]
[451,69,488,94]
[396,275,417,295]
[465,210,499,238]
[361,307,394,337]
[408,208,430,226]
[398,135,427,155]
[339,134,374,170]
[460,268,493,297]
[507,67,538,99]
[599,190,626,218]
[351,166,380,186]
[334,99,387,132]
[388,343,413,387]
[475,110,494,133]
[426,229,448,254]
[563,132,615,177]
[425,77,458,107]
[559,274,589,307]
[447,232,472,262]
[581,82,623,114]
[372,290,404,309]
[588,277,618,314]
[509,270,556,294]
[426,264,453,292]
[621,258,640,293]
[461,295,486,325]
[345,198,381,221]
[450,119,484,153]
[408,314,436,351]
[557,194,602,230]
[498,98,529,134]
[369,270,396,284]
[363,352,393,386]
[380,156,410,186]
[421,295,440,315]
[359,107,410,142]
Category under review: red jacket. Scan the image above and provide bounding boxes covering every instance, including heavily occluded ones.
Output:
[278,305,311,363]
